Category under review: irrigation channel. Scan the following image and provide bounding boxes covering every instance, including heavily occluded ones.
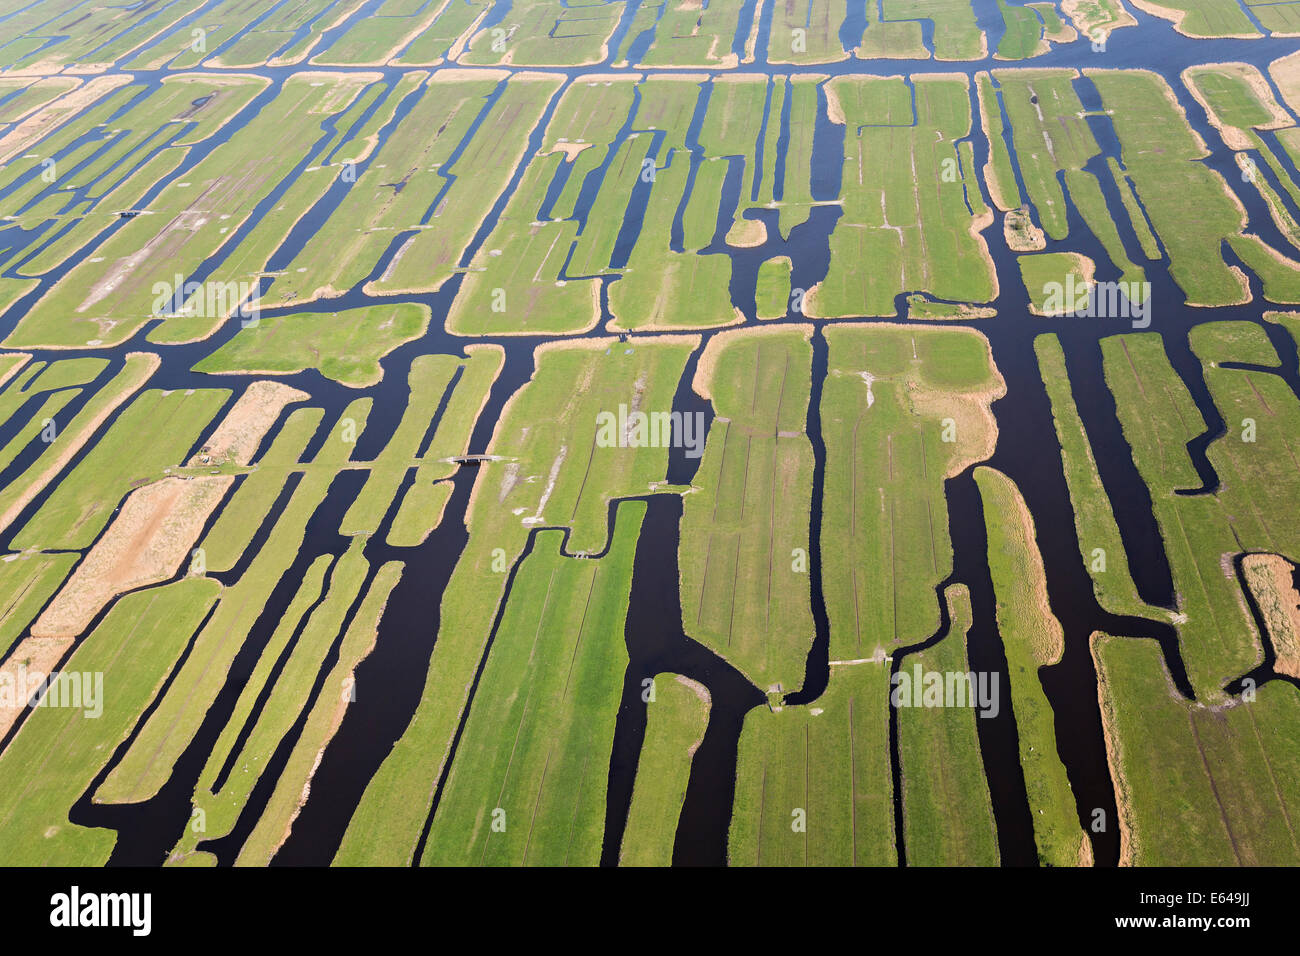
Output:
[0,0,1296,866]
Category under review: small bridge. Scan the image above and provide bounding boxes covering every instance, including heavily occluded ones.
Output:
[442,454,513,464]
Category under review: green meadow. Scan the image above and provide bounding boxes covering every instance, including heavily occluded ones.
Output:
[337,338,692,864]
[1097,634,1300,865]
[680,327,815,693]
[1101,325,1300,702]
[422,503,643,865]
[897,585,1000,865]
[812,75,995,317]
[95,401,374,804]
[195,304,429,387]
[820,324,1002,662]
[1035,334,1154,620]
[619,673,710,866]
[994,69,1146,290]
[976,465,1089,866]
[729,662,894,865]
[0,580,219,865]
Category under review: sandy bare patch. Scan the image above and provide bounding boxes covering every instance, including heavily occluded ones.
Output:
[431,67,510,83]
[0,76,78,119]
[0,353,31,389]
[910,374,1003,478]
[981,465,1064,664]
[675,674,711,756]
[824,81,845,125]
[444,6,488,61]
[0,352,159,538]
[0,75,129,165]
[193,380,310,467]
[1091,632,1136,865]
[726,217,767,247]
[1183,63,1292,150]
[0,634,74,741]
[970,201,1000,302]
[1004,208,1047,251]
[32,476,231,640]
[1271,50,1300,116]
[1077,832,1094,866]
[742,0,766,62]
[532,336,619,360]
[169,72,277,87]
[907,299,998,321]
[1241,553,1300,678]
[574,73,642,85]
[626,333,703,349]
[549,142,592,162]
[1062,0,1137,40]
[974,72,1016,212]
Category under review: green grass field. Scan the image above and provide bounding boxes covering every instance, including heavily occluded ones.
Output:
[681,327,814,693]
[167,537,372,864]
[337,338,693,864]
[421,503,643,865]
[459,0,622,67]
[632,0,745,67]
[6,75,370,347]
[820,324,1002,662]
[1126,0,1259,37]
[976,72,1022,210]
[1101,327,1300,702]
[0,580,220,865]
[0,551,77,659]
[619,673,710,866]
[729,661,894,865]
[11,387,229,550]
[997,0,1048,59]
[1096,633,1300,864]
[5,0,1300,876]
[195,304,429,388]
[1088,69,1255,306]
[879,0,986,60]
[235,560,404,865]
[1035,334,1157,620]
[812,75,996,317]
[94,401,374,804]
[977,466,1089,866]
[897,584,1000,865]
[282,73,561,311]
[767,0,849,64]
[1017,252,1094,314]
[994,69,1146,290]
